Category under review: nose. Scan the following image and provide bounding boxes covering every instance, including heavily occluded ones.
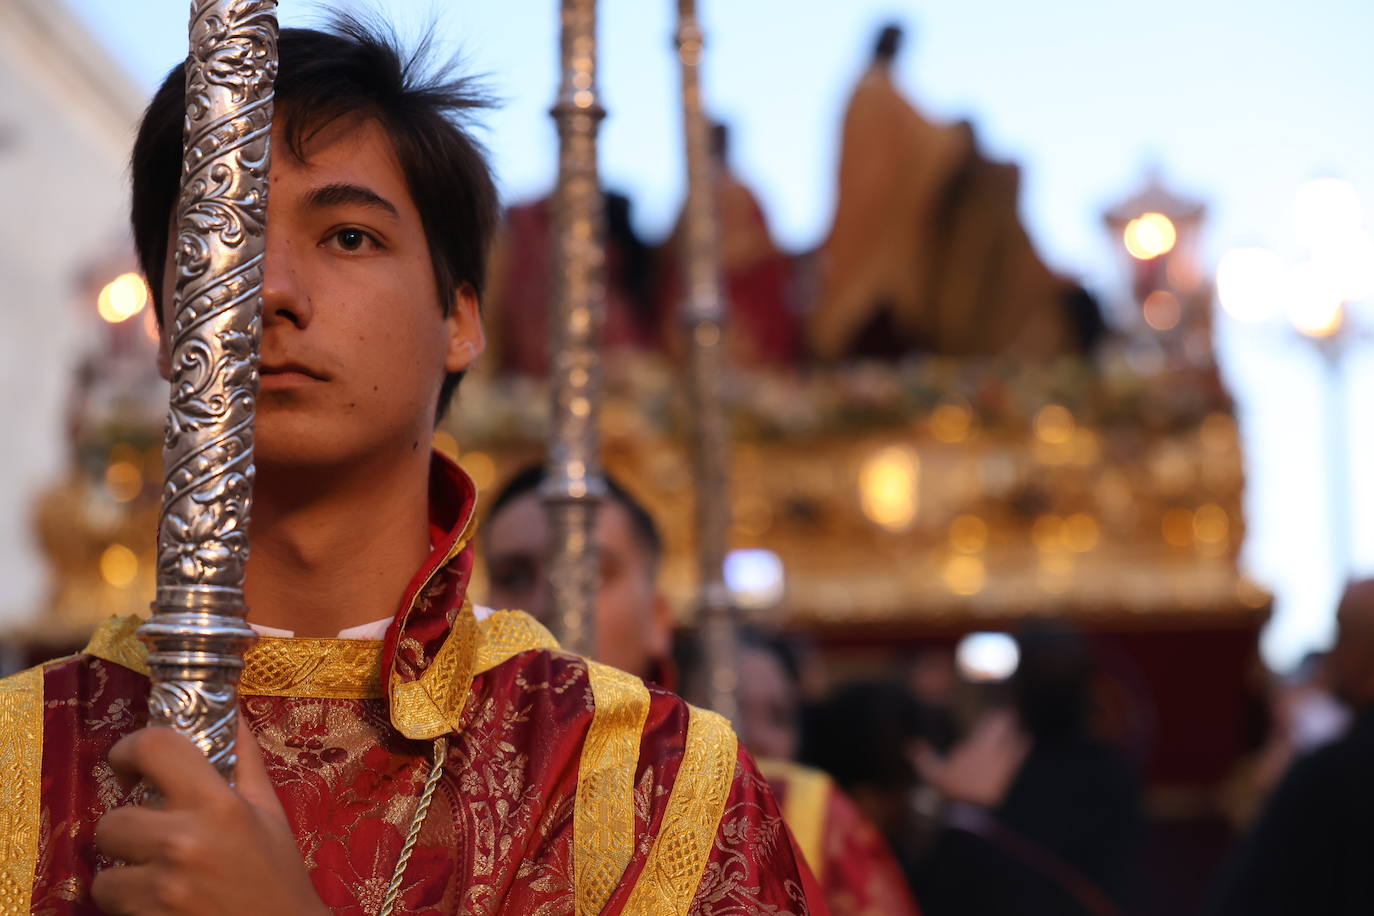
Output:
[260,223,311,329]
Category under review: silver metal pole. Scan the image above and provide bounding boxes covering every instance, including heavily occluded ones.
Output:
[676,0,738,724]
[542,0,607,658]
[138,0,278,780]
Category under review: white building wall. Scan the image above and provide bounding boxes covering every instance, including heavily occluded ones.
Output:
[0,0,142,626]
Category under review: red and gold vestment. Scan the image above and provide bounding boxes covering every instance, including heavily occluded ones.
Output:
[758,759,919,916]
[0,456,823,915]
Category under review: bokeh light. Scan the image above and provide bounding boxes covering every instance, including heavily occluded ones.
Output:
[99,544,139,588]
[1216,247,1287,323]
[1287,260,1345,338]
[942,554,986,595]
[1142,290,1181,331]
[859,445,919,532]
[1033,405,1075,445]
[725,548,785,609]
[432,430,460,460]
[104,461,143,503]
[97,272,149,324]
[1123,212,1177,260]
[461,450,497,491]
[929,401,973,443]
[956,632,1019,682]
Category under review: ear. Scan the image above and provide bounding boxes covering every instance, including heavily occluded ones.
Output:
[156,333,172,381]
[444,283,486,374]
[647,590,674,660]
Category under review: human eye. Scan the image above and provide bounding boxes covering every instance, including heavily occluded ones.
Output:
[323,227,383,254]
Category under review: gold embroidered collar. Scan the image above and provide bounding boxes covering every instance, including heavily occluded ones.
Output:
[82,610,558,714]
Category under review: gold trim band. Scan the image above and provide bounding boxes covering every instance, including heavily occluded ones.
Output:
[757,758,830,882]
[575,661,651,916]
[0,665,44,911]
[622,705,737,915]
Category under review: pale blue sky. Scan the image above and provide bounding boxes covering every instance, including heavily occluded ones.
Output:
[68,0,1374,667]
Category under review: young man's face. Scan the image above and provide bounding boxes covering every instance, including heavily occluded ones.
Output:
[158,114,483,470]
[483,491,672,680]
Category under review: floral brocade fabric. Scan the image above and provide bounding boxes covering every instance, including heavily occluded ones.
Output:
[761,760,921,916]
[5,456,823,915]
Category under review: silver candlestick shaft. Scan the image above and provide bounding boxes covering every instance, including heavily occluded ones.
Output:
[542,0,608,659]
[676,0,738,724]
[138,0,278,780]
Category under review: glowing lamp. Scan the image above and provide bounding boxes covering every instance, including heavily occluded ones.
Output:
[1217,247,1287,323]
[1123,212,1177,260]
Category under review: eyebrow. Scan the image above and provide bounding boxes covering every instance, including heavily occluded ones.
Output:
[302,182,399,217]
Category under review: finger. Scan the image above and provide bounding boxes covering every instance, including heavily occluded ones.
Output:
[91,863,160,916]
[94,805,185,865]
[109,726,235,810]
[231,714,286,819]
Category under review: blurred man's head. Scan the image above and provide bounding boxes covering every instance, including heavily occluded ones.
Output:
[1013,620,1094,742]
[1329,579,1374,707]
[675,627,803,760]
[873,24,904,64]
[482,465,672,679]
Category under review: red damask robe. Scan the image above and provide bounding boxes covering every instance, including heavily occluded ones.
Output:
[758,760,920,916]
[0,456,825,915]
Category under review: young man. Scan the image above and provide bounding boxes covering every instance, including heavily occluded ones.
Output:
[485,467,920,916]
[0,21,823,915]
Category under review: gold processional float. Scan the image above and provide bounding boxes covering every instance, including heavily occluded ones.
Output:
[23,2,1264,748]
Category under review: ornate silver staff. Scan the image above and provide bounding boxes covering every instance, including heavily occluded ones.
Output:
[137,0,278,779]
[676,0,738,723]
[542,0,607,658]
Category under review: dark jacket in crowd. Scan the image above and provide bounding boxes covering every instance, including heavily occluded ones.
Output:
[1207,706,1374,916]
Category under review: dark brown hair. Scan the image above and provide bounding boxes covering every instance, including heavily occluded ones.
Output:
[130,16,499,417]
[485,463,665,570]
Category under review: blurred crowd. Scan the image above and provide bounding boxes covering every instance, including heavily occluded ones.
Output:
[482,460,1374,916]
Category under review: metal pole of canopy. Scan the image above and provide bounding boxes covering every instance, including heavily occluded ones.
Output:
[137,0,278,780]
[675,0,738,724]
[542,0,607,658]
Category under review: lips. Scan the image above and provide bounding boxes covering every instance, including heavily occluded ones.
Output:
[260,360,327,381]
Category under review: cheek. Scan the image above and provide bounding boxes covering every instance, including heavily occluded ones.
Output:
[330,270,447,393]
[597,586,639,636]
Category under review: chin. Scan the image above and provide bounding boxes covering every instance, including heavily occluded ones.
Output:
[251,403,425,477]
[252,409,355,470]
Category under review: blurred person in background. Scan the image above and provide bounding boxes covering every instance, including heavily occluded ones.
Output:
[484,190,658,376]
[1224,648,1348,829]
[906,621,1143,914]
[487,464,920,913]
[482,464,675,686]
[680,630,924,916]
[905,646,962,752]
[809,22,970,361]
[1207,579,1374,916]
[659,123,800,367]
